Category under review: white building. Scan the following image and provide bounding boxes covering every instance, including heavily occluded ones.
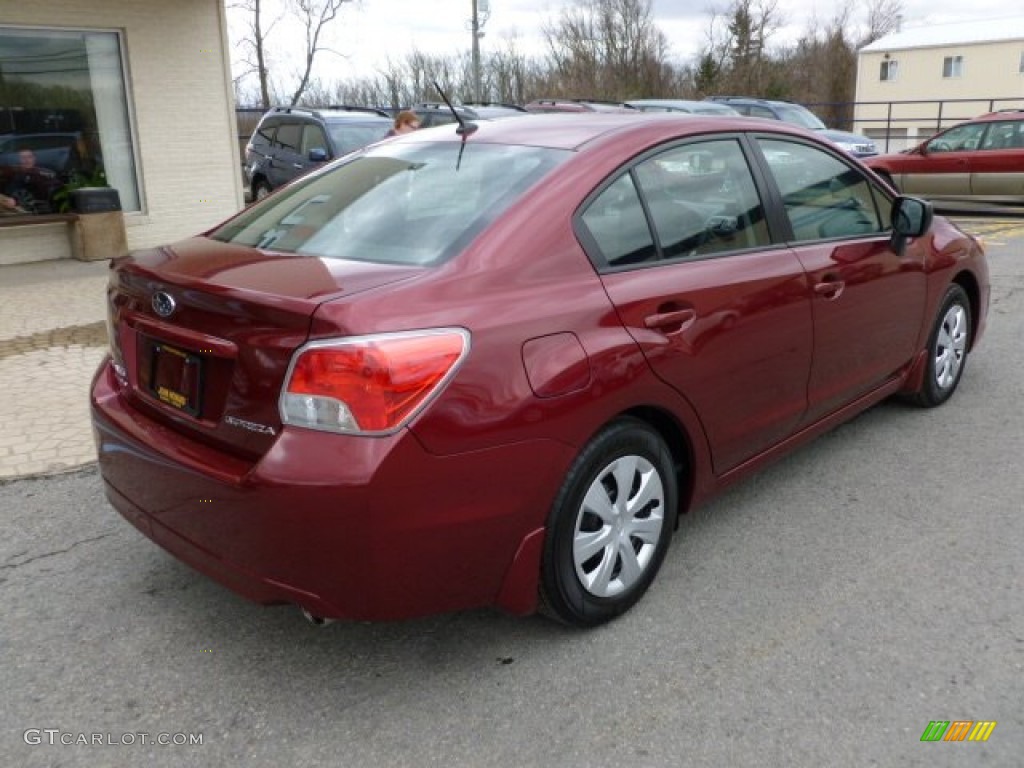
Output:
[0,1,243,265]
[855,17,1024,151]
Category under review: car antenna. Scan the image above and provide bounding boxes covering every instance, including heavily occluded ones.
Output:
[433,80,477,137]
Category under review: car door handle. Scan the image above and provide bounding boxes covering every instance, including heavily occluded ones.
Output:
[292,163,304,169]
[814,280,845,300]
[644,308,696,332]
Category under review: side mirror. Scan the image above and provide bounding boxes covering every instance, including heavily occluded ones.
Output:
[889,196,933,255]
[308,147,329,162]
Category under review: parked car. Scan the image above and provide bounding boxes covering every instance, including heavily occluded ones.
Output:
[862,110,1024,205]
[524,99,636,114]
[243,106,391,200]
[405,102,481,127]
[626,99,740,116]
[461,102,530,119]
[92,112,988,627]
[707,96,878,157]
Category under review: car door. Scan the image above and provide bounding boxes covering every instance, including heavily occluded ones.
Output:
[579,137,813,475]
[971,120,1024,198]
[898,122,987,198]
[754,137,927,425]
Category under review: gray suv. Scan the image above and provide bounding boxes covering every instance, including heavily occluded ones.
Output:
[244,107,391,200]
[706,97,878,157]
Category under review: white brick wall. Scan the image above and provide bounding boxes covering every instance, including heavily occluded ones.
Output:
[0,0,243,263]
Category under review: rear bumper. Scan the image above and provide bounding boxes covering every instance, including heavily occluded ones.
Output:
[91,360,572,621]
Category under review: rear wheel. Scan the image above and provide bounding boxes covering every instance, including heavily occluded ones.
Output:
[911,284,972,407]
[540,418,677,627]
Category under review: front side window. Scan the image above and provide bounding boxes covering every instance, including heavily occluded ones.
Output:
[211,142,569,266]
[926,122,987,153]
[758,139,886,242]
[880,60,899,82]
[943,55,964,78]
[0,26,139,214]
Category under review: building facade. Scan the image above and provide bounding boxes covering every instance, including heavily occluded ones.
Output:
[855,18,1024,151]
[0,0,242,265]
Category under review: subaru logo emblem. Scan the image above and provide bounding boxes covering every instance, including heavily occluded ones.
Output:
[152,291,176,318]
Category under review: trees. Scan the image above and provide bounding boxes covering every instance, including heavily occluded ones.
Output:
[542,0,672,99]
[230,0,356,108]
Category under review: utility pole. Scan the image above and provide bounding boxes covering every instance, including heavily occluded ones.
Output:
[471,0,482,102]
[470,0,489,102]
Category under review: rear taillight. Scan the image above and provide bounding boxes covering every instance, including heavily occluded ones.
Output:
[280,329,470,434]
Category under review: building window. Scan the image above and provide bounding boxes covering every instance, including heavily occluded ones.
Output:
[880,59,899,82]
[942,55,964,78]
[1019,51,1024,74]
[0,27,139,216]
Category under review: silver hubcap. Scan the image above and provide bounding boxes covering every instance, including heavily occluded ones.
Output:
[934,303,968,391]
[573,455,665,598]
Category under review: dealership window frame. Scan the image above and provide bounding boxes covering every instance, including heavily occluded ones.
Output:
[0,25,141,220]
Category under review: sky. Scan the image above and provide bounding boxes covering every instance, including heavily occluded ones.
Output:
[228,0,1022,89]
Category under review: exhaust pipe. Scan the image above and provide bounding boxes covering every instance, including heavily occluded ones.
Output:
[300,607,334,626]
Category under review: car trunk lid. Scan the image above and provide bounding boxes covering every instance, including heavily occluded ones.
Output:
[107,237,423,459]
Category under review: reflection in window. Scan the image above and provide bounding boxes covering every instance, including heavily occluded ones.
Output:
[632,139,770,260]
[758,139,885,242]
[580,174,656,268]
[212,143,567,266]
[0,27,139,214]
[880,60,899,82]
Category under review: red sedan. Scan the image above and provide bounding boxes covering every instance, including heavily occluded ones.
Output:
[91,113,989,627]
[863,110,1024,205]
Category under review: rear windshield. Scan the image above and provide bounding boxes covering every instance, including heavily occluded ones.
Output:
[326,121,390,154]
[774,104,826,131]
[211,142,569,266]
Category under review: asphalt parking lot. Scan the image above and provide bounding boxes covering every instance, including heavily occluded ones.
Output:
[2,214,1023,767]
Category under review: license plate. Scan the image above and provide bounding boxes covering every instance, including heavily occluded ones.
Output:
[149,342,202,416]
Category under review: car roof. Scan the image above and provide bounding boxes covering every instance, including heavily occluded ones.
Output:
[971,109,1024,122]
[394,111,812,151]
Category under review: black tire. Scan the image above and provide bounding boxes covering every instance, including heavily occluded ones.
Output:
[252,178,272,201]
[540,417,677,627]
[911,284,972,407]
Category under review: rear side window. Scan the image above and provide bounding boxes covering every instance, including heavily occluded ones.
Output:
[758,139,885,242]
[274,122,301,151]
[210,143,569,266]
[580,175,656,267]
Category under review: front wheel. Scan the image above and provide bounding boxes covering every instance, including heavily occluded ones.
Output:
[252,179,272,201]
[540,418,677,627]
[911,284,972,407]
